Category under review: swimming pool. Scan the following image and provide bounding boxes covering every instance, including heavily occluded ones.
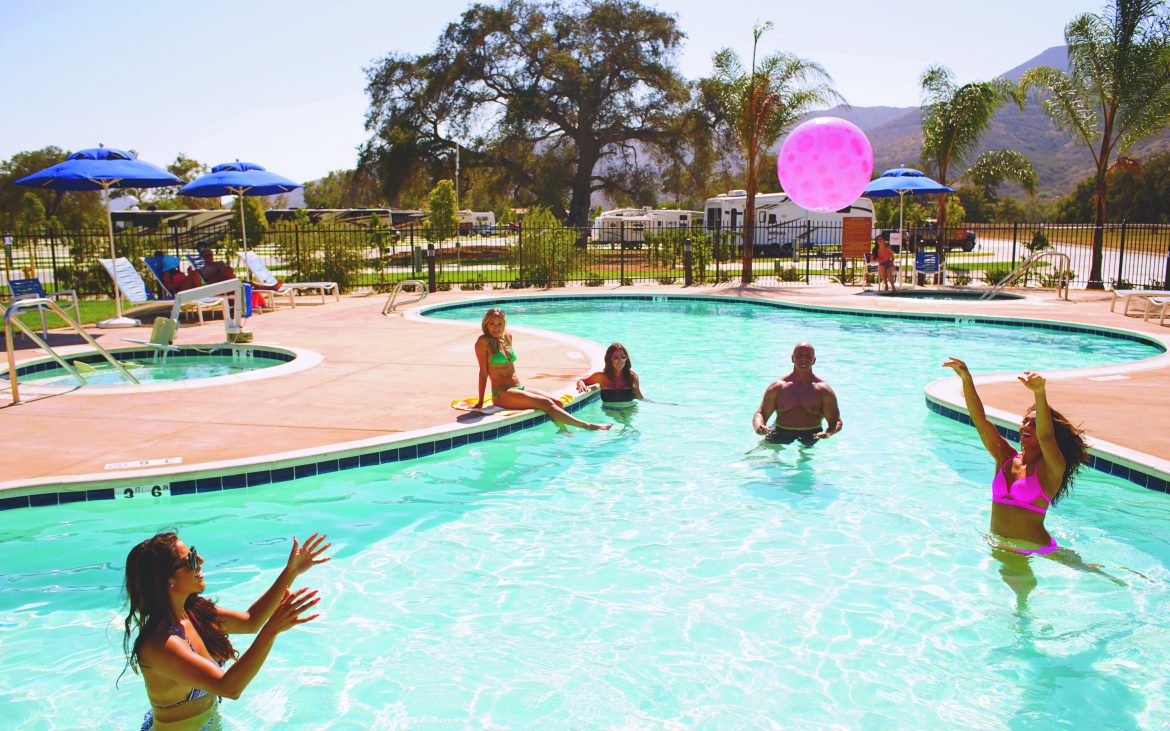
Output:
[1,298,1168,729]
[2,345,310,392]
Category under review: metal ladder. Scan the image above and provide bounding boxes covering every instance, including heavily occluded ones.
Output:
[382,280,428,316]
[981,250,1073,301]
[4,297,140,404]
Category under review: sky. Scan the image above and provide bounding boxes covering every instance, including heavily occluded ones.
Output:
[0,0,1102,185]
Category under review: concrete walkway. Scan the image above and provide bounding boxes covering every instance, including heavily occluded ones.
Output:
[3,284,1168,497]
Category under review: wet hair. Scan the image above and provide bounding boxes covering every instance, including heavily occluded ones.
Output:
[120,532,236,683]
[1026,406,1089,504]
[603,342,632,382]
[480,308,509,357]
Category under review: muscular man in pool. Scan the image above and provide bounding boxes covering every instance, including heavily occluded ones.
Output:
[752,342,842,446]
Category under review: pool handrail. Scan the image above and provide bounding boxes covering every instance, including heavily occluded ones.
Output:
[382,279,428,315]
[4,297,140,404]
[983,250,1072,300]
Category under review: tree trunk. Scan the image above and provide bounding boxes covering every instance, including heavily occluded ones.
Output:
[1088,127,1114,290]
[566,143,600,228]
[742,154,757,285]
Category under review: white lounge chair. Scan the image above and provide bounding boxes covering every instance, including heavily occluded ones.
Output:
[1109,288,1170,316]
[1142,296,1170,325]
[98,258,223,323]
[237,251,339,308]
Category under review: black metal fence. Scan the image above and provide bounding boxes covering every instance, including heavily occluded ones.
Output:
[3,220,1170,298]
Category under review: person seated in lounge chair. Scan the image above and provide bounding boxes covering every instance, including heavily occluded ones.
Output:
[194,245,238,284]
[152,251,203,294]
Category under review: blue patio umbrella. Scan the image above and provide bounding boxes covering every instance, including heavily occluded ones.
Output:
[16,146,181,327]
[863,167,955,246]
[178,161,302,258]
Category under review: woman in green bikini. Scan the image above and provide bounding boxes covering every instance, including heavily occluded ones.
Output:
[474,308,611,431]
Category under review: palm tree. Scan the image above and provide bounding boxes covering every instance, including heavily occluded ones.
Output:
[709,23,841,284]
[919,66,1036,280]
[1020,0,1170,289]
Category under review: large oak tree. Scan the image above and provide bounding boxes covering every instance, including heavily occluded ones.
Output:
[362,0,690,225]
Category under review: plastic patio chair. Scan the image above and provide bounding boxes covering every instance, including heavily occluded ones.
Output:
[5,277,81,337]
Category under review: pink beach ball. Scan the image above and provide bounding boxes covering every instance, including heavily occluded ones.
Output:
[776,117,874,212]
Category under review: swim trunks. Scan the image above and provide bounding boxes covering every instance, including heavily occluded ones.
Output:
[766,426,821,447]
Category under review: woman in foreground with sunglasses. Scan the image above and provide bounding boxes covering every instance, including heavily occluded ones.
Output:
[122,531,331,730]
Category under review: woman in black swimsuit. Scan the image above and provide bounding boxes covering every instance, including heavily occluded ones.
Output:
[122,531,330,730]
[576,342,644,408]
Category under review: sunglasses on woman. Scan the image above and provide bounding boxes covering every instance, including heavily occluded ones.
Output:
[175,546,199,572]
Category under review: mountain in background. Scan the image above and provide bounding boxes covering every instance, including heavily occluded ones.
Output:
[810,46,1170,199]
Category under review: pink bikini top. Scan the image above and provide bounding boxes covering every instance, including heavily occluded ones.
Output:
[991,453,1051,514]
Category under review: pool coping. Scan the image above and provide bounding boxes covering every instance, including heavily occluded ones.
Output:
[2,290,1168,509]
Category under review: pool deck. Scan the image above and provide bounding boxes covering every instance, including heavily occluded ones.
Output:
[2,284,1169,501]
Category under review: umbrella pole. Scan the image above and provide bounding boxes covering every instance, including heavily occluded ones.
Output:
[97,183,139,328]
[898,191,907,289]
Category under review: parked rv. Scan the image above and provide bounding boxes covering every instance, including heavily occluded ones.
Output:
[457,210,497,236]
[703,190,875,257]
[591,207,702,248]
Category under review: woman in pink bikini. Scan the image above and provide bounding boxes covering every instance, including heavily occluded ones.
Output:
[943,357,1088,556]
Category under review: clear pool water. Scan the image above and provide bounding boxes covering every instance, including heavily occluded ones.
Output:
[1,298,1168,729]
[12,352,283,387]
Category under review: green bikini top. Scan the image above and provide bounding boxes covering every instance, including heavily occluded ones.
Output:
[488,346,517,365]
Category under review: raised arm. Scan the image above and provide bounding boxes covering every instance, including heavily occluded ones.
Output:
[943,358,1013,464]
[144,588,320,700]
[1019,371,1066,486]
[219,533,331,635]
[474,336,490,408]
[630,371,645,401]
[753,384,778,435]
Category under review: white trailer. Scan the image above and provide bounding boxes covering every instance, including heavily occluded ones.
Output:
[457,210,496,235]
[591,207,702,247]
[703,190,874,256]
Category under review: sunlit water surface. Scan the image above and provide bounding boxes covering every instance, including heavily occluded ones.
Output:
[1,298,1168,729]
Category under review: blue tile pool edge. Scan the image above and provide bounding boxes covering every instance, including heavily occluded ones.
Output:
[0,390,602,511]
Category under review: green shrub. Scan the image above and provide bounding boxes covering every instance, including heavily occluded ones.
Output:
[434,280,452,291]
[508,206,583,287]
[982,266,1013,286]
[460,276,485,291]
[831,270,859,285]
[656,276,677,285]
[585,277,605,287]
[949,270,972,287]
[508,279,527,289]
[1025,229,1051,253]
[1039,270,1074,288]
[620,277,634,286]
[774,264,803,282]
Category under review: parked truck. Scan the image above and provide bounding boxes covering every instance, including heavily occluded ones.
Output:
[880,219,976,253]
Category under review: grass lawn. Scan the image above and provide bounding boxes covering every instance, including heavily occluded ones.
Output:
[8,299,122,330]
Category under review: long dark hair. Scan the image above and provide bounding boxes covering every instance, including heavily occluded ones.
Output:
[121,532,236,682]
[1028,406,1089,505]
[603,342,632,383]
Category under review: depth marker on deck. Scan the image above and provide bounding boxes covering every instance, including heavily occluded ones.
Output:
[105,457,184,471]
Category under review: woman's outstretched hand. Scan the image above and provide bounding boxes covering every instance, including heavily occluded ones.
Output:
[265,587,320,635]
[1018,371,1046,393]
[942,357,971,378]
[286,533,332,579]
